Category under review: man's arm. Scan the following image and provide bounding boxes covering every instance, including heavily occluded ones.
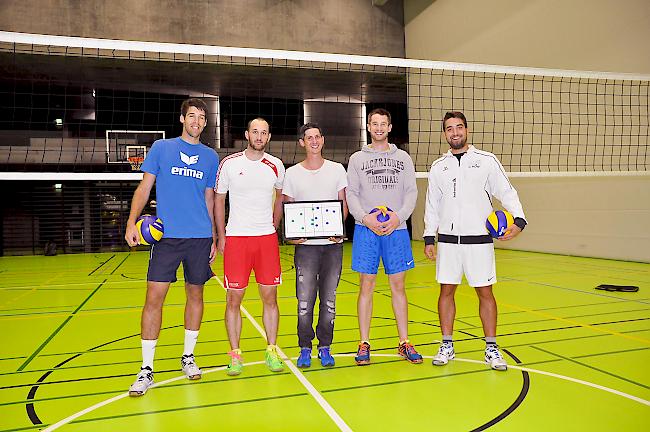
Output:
[205,188,217,263]
[487,158,526,241]
[273,188,283,230]
[214,193,227,254]
[423,168,442,261]
[124,173,156,246]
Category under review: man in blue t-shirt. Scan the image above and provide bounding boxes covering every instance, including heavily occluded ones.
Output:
[124,98,219,396]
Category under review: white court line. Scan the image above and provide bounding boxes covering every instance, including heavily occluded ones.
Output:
[41,351,648,431]
[212,275,352,432]
[42,362,261,431]
[294,352,649,406]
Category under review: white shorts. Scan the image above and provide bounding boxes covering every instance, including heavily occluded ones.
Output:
[435,242,496,287]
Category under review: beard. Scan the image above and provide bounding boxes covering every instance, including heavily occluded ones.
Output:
[448,136,467,150]
[249,140,267,151]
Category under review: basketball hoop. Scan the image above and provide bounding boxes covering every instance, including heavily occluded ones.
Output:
[128,156,144,171]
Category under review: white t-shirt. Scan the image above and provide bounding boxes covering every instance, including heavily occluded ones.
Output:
[283,159,347,245]
[216,151,285,236]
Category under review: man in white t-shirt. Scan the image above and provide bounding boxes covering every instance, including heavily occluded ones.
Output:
[214,117,286,376]
[282,123,348,368]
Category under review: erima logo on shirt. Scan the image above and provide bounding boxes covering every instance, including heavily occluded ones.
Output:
[171,151,203,178]
[180,152,199,165]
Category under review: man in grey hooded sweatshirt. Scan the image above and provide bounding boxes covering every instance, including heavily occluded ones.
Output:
[346,108,423,366]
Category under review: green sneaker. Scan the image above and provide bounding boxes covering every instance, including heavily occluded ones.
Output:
[265,346,284,372]
[226,350,243,376]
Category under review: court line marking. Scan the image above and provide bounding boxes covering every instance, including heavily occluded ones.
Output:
[319,353,650,407]
[212,275,352,432]
[17,279,107,371]
[41,362,261,431]
[41,352,648,431]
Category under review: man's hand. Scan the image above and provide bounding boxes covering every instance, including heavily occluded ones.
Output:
[217,237,226,255]
[287,238,307,245]
[124,221,140,247]
[362,211,384,235]
[379,210,400,235]
[209,241,217,264]
[328,237,343,243]
[424,244,436,261]
[498,224,522,241]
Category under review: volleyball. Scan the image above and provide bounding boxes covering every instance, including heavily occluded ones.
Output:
[136,215,164,245]
[486,210,514,238]
[371,206,392,223]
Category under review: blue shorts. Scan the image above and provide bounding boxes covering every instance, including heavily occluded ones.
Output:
[351,225,414,275]
[148,238,213,285]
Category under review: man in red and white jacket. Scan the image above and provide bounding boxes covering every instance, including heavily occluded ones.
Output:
[423,111,527,371]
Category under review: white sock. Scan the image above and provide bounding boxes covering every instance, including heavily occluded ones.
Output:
[183,329,199,356]
[141,339,157,370]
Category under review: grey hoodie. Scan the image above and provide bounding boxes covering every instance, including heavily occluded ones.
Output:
[346,143,417,230]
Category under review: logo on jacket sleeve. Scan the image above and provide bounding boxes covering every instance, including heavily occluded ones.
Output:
[180,152,199,165]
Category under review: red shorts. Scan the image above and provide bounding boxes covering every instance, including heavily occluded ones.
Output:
[223,233,282,289]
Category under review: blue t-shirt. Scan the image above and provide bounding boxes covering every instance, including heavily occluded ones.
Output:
[141,137,219,238]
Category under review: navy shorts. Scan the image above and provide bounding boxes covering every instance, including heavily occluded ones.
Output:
[147,238,213,285]
[351,225,414,275]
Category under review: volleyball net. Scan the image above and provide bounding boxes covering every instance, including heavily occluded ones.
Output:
[0,31,648,253]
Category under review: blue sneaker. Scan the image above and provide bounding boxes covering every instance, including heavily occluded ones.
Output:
[297,347,311,368]
[318,346,335,367]
[355,341,371,365]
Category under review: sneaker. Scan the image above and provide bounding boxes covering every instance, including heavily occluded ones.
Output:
[432,342,455,366]
[398,341,423,364]
[485,345,508,371]
[181,354,202,380]
[128,367,154,396]
[355,342,371,366]
[318,346,335,367]
[226,350,243,376]
[265,346,284,372]
[297,347,311,368]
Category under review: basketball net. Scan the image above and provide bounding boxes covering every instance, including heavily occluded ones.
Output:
[128,156,144,171]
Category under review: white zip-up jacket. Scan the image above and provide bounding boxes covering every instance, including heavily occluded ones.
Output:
[424,145,525,238]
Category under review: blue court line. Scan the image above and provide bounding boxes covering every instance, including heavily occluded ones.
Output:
[16,279,107,372]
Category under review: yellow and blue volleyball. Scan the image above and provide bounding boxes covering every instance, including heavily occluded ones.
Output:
[486,210,514,238]
[136,215,164,245]
[371,206,392,223]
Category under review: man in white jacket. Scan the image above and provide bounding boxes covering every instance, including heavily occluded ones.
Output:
[423,111,527,371]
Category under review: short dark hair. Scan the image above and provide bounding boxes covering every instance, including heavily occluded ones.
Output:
[247,117,270,132]
[443,111,467,130]
[367,108,391,125]
[298,122,324,139]
[181,98,208,117]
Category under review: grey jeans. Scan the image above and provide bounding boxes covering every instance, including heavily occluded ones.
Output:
[295,242,343,349]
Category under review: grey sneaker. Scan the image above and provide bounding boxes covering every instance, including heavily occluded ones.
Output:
[181,354,202,380]
[485,345,508,371]
[432,342,455,366]
[129,367,154,396]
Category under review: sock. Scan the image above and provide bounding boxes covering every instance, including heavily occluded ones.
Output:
[183,329,199,356]
[360,340,370,345]
[267,344,277,351]
[442,335,453,344]
[141,339,157,370]
[485,336,497,346]
[399,339,410,346]
[230,348,242,355]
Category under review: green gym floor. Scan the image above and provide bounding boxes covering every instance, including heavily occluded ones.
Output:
[1,244,648,431]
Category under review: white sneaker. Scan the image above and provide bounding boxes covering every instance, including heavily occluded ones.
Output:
[129,367,154,396]
[485,345,508,371]
[181,354,202,380]
[432,342,455,366]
